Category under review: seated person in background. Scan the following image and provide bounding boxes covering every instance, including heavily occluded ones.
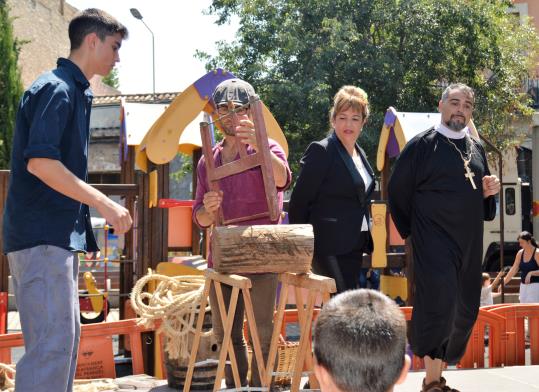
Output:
[480,271,504,306]
[313,289,410,392]
[358,267,380,290]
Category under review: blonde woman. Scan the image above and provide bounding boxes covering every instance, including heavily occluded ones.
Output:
[289,86,375,293]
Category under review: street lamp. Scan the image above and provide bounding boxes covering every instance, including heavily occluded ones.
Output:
[130,8,155,98]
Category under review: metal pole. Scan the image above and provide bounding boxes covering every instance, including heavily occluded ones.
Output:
[140,19,156,99]
[130,9,155,99]
[479,134,505,302]
[532,114,539,238]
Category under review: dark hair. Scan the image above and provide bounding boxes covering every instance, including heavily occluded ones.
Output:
[69,8,128,51]
[313,289,406,392]
[441,83,475,105]
[518,231,538,247]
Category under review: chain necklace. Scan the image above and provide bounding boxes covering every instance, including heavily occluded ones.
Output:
[444,135,477,189]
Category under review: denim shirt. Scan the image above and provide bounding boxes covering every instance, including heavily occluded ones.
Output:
[3,58,98,253]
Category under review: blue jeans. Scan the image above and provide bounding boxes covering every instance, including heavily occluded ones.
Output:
[358,268,380,290]
[8,245,80,392]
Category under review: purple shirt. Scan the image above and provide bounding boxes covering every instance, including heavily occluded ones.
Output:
[193,139,291,267]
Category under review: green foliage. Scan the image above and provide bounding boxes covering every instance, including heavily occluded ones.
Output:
[200,0,539,174]
[102,67,120,89]
[0,3,23,169]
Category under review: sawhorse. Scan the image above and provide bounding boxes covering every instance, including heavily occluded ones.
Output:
[184,270,336,392]
[184,269,269,391]
[266,273,336,391]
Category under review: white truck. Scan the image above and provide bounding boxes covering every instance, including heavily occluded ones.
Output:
[482,146,533,271]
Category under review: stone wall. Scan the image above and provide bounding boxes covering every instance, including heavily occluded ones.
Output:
[7,0,78,89]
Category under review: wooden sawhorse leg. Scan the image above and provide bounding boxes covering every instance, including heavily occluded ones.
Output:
[184,268,270,392]
[265,273,336,391]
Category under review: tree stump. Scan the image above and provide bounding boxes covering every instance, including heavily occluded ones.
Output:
[211,224,313,274]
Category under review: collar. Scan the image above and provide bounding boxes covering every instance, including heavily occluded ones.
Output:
[57,58,90,91]
[435,122,468,139]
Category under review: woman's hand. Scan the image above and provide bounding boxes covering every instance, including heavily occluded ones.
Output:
[525,272,532,284]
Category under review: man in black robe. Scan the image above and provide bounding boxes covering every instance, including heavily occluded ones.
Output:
[388,83,500,392]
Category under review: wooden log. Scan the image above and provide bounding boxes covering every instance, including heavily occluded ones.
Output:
[211,224,313,274]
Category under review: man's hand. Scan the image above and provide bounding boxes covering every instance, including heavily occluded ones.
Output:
[203,190,223,214]
[235,117,258,151]
[27,158,133,234]
[96,199,132,234]
[482,175,500,198]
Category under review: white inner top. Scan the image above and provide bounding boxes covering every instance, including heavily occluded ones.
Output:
[352,154,372,232]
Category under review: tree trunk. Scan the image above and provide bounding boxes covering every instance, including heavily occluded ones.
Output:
[211,224,313,274]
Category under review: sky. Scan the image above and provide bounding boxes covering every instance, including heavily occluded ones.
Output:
[66,0,238,94]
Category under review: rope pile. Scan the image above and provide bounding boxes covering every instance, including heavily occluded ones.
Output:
[0,364,118,392]
[130,270,210,360]
[0,363,14,391]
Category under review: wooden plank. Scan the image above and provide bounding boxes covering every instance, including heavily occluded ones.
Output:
[280,273,336,294]
[204,269,252,290]
[191,148,202,255]
[91,184,138,196]
[208,154,260,181]
[250,97,279,221]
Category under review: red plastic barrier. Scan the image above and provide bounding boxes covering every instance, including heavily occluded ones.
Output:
[0,292,7,335]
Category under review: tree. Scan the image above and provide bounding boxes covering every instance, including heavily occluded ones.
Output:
[199,0,539,174]
[0,1,23,169]
[102,67,120,89]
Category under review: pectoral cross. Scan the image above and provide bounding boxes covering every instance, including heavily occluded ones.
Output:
[464,161,477,189]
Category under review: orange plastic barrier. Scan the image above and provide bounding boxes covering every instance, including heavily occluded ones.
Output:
[0,318,154,378]
[0,292,7,335]
[458,309,505,368]
[488,304,539,366]
[401,304,539,369]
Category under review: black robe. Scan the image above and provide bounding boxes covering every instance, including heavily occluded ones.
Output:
[388,127,496,363]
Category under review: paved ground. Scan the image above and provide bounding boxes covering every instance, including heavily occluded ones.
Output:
[70,367,539,391]
[395,366,539,392]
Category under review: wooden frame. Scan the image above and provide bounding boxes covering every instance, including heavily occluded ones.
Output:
[200,96,279,226]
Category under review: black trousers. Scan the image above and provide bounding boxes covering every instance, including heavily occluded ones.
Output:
[312,231,369,293]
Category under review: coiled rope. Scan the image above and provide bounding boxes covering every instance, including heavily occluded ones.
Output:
[0,363,118,392]
[129,270,210,360]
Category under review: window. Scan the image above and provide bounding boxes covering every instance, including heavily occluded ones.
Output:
[505,188,516,216]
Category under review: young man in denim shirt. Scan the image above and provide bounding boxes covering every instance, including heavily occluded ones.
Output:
[3,9,131,391]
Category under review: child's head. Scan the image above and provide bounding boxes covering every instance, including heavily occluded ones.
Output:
[482,272,491,287]
[313,289,410,392]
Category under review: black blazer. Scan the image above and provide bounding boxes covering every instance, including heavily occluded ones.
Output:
[288,132,375,257]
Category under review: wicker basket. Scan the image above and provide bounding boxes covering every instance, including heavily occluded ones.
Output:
[248,341,300,386]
